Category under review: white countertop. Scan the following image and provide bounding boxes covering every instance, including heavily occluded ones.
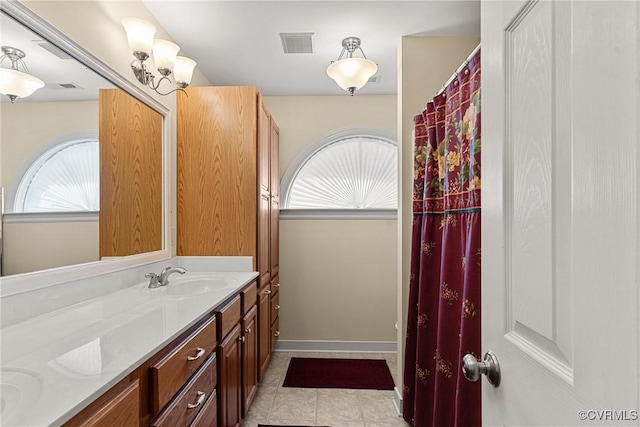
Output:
[0,271,258,427]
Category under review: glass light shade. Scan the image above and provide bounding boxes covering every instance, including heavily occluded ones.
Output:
[327,58,378,92]
[152,39,180,75]
[121,18,156,57]
[173,56,197,87]
[0,68,44,99]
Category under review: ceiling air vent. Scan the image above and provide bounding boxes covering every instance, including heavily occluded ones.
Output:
[58,83,81,89]
[280,33,314,54]
[35,40,73,60]
[46,82,82,90]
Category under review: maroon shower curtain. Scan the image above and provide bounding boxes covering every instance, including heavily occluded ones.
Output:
[403,50,481,427]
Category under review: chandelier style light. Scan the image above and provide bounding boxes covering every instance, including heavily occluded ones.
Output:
[0,46,45,103]
[327,37,377,96]
[121,18,197,96]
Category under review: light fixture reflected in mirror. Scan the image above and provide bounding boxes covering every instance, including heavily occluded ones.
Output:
[0,45,45,103]
[327,37,377,96]
[121,18,196,96]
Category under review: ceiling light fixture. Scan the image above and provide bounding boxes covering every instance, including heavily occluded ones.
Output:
[121,18,197,96]
[327,37,377,96]
[0,46,45,103]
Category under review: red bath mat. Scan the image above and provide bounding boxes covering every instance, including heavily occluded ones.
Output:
[282,357,394,390]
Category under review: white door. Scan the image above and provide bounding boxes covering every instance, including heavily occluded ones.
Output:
[480,0,639,425]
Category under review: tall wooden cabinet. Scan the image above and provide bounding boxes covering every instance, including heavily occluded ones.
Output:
[177,86,280,425]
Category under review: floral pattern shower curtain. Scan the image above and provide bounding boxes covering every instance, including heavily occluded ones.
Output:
[403,50,481,427]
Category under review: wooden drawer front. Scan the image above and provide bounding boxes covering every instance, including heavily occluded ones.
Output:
[151,317,217,413]
[270,315,280,353]
[70,379,140,427]
[151,354,217,427]
[218,295,241,339]
[241,282,257,314]
[270,291,280,324]
[189,390,217,427]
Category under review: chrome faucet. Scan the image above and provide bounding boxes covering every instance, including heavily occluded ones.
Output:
[158,266,187,286]
[145,267,187,288]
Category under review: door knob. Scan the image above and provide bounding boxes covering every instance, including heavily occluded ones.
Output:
[462,351,501,387]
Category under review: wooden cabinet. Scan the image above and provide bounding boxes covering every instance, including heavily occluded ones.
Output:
[258,286,272,380]
[218,324,242,427]
[65,377,140,427]
[64,281,261,427]
[99,89,163,258]
[258,192,271,287]
[150,355,217,427]
[150,317,217,413]
[241,305,258,417]
[269,119,280,280]
[217,279,259,427]
[177,86,281,389]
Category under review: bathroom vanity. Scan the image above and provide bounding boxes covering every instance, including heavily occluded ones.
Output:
[0,271,258,426]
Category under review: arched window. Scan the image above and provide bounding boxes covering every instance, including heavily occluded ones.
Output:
[8,132,99,214]
[281,127,397,219]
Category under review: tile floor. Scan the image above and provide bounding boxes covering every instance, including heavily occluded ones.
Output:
[241,352,410,427]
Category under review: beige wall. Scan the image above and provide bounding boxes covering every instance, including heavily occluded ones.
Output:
[1,101,98,189]
[397,34,480,391]
[1,101,99,275]
[265,95,398,343]
[3,222,98,275]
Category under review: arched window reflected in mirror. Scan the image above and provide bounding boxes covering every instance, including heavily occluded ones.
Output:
[13,137,99,213]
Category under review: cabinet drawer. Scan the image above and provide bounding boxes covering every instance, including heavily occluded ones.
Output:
[150,354,217,427]
[241,282,257,314]
[151,316,217,413]
[66,379,140,427]
[270,291,280,323]
[189,389,217,427]
[218,295,241,339]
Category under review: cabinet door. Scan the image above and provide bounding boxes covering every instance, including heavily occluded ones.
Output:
[257,287,271,381]
[269,118,280,201]
[218,325,242,427]
[258,95,271,195]
[99,89,162,258]
[258,193,270,288]
[270,196,279,278]
[177,86,258,257]
[241,305,258,417]
[270,316,280,354]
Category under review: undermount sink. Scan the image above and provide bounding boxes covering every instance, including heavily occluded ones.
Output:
[1,368,43,421]
[161,275,237,296]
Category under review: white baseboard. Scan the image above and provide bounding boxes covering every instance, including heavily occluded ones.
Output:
[392,386,403,415]
[274,340,397,353]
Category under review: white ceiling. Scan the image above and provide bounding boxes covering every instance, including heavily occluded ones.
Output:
[143,1,480,96]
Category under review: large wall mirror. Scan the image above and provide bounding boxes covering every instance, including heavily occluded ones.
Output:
[0,3,170,294]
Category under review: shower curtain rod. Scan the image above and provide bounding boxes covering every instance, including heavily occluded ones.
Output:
[433,43,481,97]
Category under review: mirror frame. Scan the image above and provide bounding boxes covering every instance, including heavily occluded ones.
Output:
[0,1,172,297]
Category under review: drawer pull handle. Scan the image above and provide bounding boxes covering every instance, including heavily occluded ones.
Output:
[274,283,280,288]
[265,290,272,295]
[239,336,246,344]
[274,305,280,310]
[187,391,206,409]
[187,347,206,361]
[274,331,280,337]
[245,327,252,334]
